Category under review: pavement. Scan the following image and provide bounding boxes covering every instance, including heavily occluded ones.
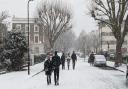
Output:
[107,61,127,73]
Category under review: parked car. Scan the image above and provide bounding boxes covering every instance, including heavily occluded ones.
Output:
[94,55,107,66]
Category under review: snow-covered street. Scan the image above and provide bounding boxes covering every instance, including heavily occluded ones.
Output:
[0,59,128,89]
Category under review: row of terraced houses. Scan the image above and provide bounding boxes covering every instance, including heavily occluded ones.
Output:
[1,17,128,65]
[90,24,128,56]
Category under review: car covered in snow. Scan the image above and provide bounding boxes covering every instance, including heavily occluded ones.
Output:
[94,55,107,66]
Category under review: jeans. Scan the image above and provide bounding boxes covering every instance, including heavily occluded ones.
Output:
[54,68,59,85]
[47,75,51,85]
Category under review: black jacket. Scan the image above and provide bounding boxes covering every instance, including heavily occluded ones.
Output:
[71,53,77,61]
[89,53,95,62]
[44,59,53,75]
[52,55,61,69]
[61,54,65,64]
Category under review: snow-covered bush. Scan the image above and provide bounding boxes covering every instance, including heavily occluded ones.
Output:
[3,30,28,71]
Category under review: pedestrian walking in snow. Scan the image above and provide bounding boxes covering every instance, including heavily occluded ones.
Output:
[89,52,95,66]
[67,53,71,70]
[44,54,53,85]
[71,51,77,70]
[61,53,65,70]
[52,51,61,85]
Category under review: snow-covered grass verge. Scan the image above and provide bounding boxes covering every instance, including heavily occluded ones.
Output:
[107,61,127,73]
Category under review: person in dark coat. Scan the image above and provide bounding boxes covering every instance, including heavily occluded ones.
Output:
[44,55,53,85]
[67,53,71,70]
[89,52,95,66]
[61,53,65,70]
[71,51,77,70]
[52,51,61,85]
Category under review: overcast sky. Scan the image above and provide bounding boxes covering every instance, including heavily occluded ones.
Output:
[0,0,98,36]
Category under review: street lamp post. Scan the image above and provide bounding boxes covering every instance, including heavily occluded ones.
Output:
[99,22,103,54]
[27,0,34,75]
[100,23,103,53]
[107,41,109,53]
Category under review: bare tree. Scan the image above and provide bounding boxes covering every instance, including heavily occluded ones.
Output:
[75,31,90,55]
[0,11,8,48]
[35,1,72,50]
[90,0,128,66]
[76,30,100,56]
[0,11,8,23]
[54,30,76,52]
[89,31,100,53]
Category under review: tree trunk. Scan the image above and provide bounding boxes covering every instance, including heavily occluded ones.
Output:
[49,40,55,53]
[115,39,122,67]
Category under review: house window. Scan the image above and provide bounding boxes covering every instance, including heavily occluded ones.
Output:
[101,32,106,36]
[109,32,113,36]
[16,24,21,30]
[109,40,116,45]
[25,24,30,32]
[34,34,39,43]
[34,25,39,32]
[34,47,39,54]
[102,41,107,45]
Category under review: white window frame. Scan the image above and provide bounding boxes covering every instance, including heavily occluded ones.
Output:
[34,25,39,32]
[16,24,21,30]
[25,24,30,33]
[34,34,39,44]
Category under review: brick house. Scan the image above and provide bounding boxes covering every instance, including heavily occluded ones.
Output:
[12,17,45,65]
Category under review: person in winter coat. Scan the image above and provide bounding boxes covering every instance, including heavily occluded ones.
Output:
[61,53,65,70]
[52,51,61,85]
[44,54,53,85]
[89,52,95,66]
[67,53,71,70]
[71,51,77,70]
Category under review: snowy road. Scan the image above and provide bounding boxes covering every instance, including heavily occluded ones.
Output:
[0,59,128,89]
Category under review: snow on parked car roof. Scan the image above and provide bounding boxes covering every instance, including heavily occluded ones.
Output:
[94,55,106,61]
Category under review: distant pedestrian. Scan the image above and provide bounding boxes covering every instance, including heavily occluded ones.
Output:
[44,54,53,85]
[104,52,109,60]
[67,53,71,70]
[89,52,95,66]
[52,51,61,85]
[61,53,65,70]
[71,51,77,70]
